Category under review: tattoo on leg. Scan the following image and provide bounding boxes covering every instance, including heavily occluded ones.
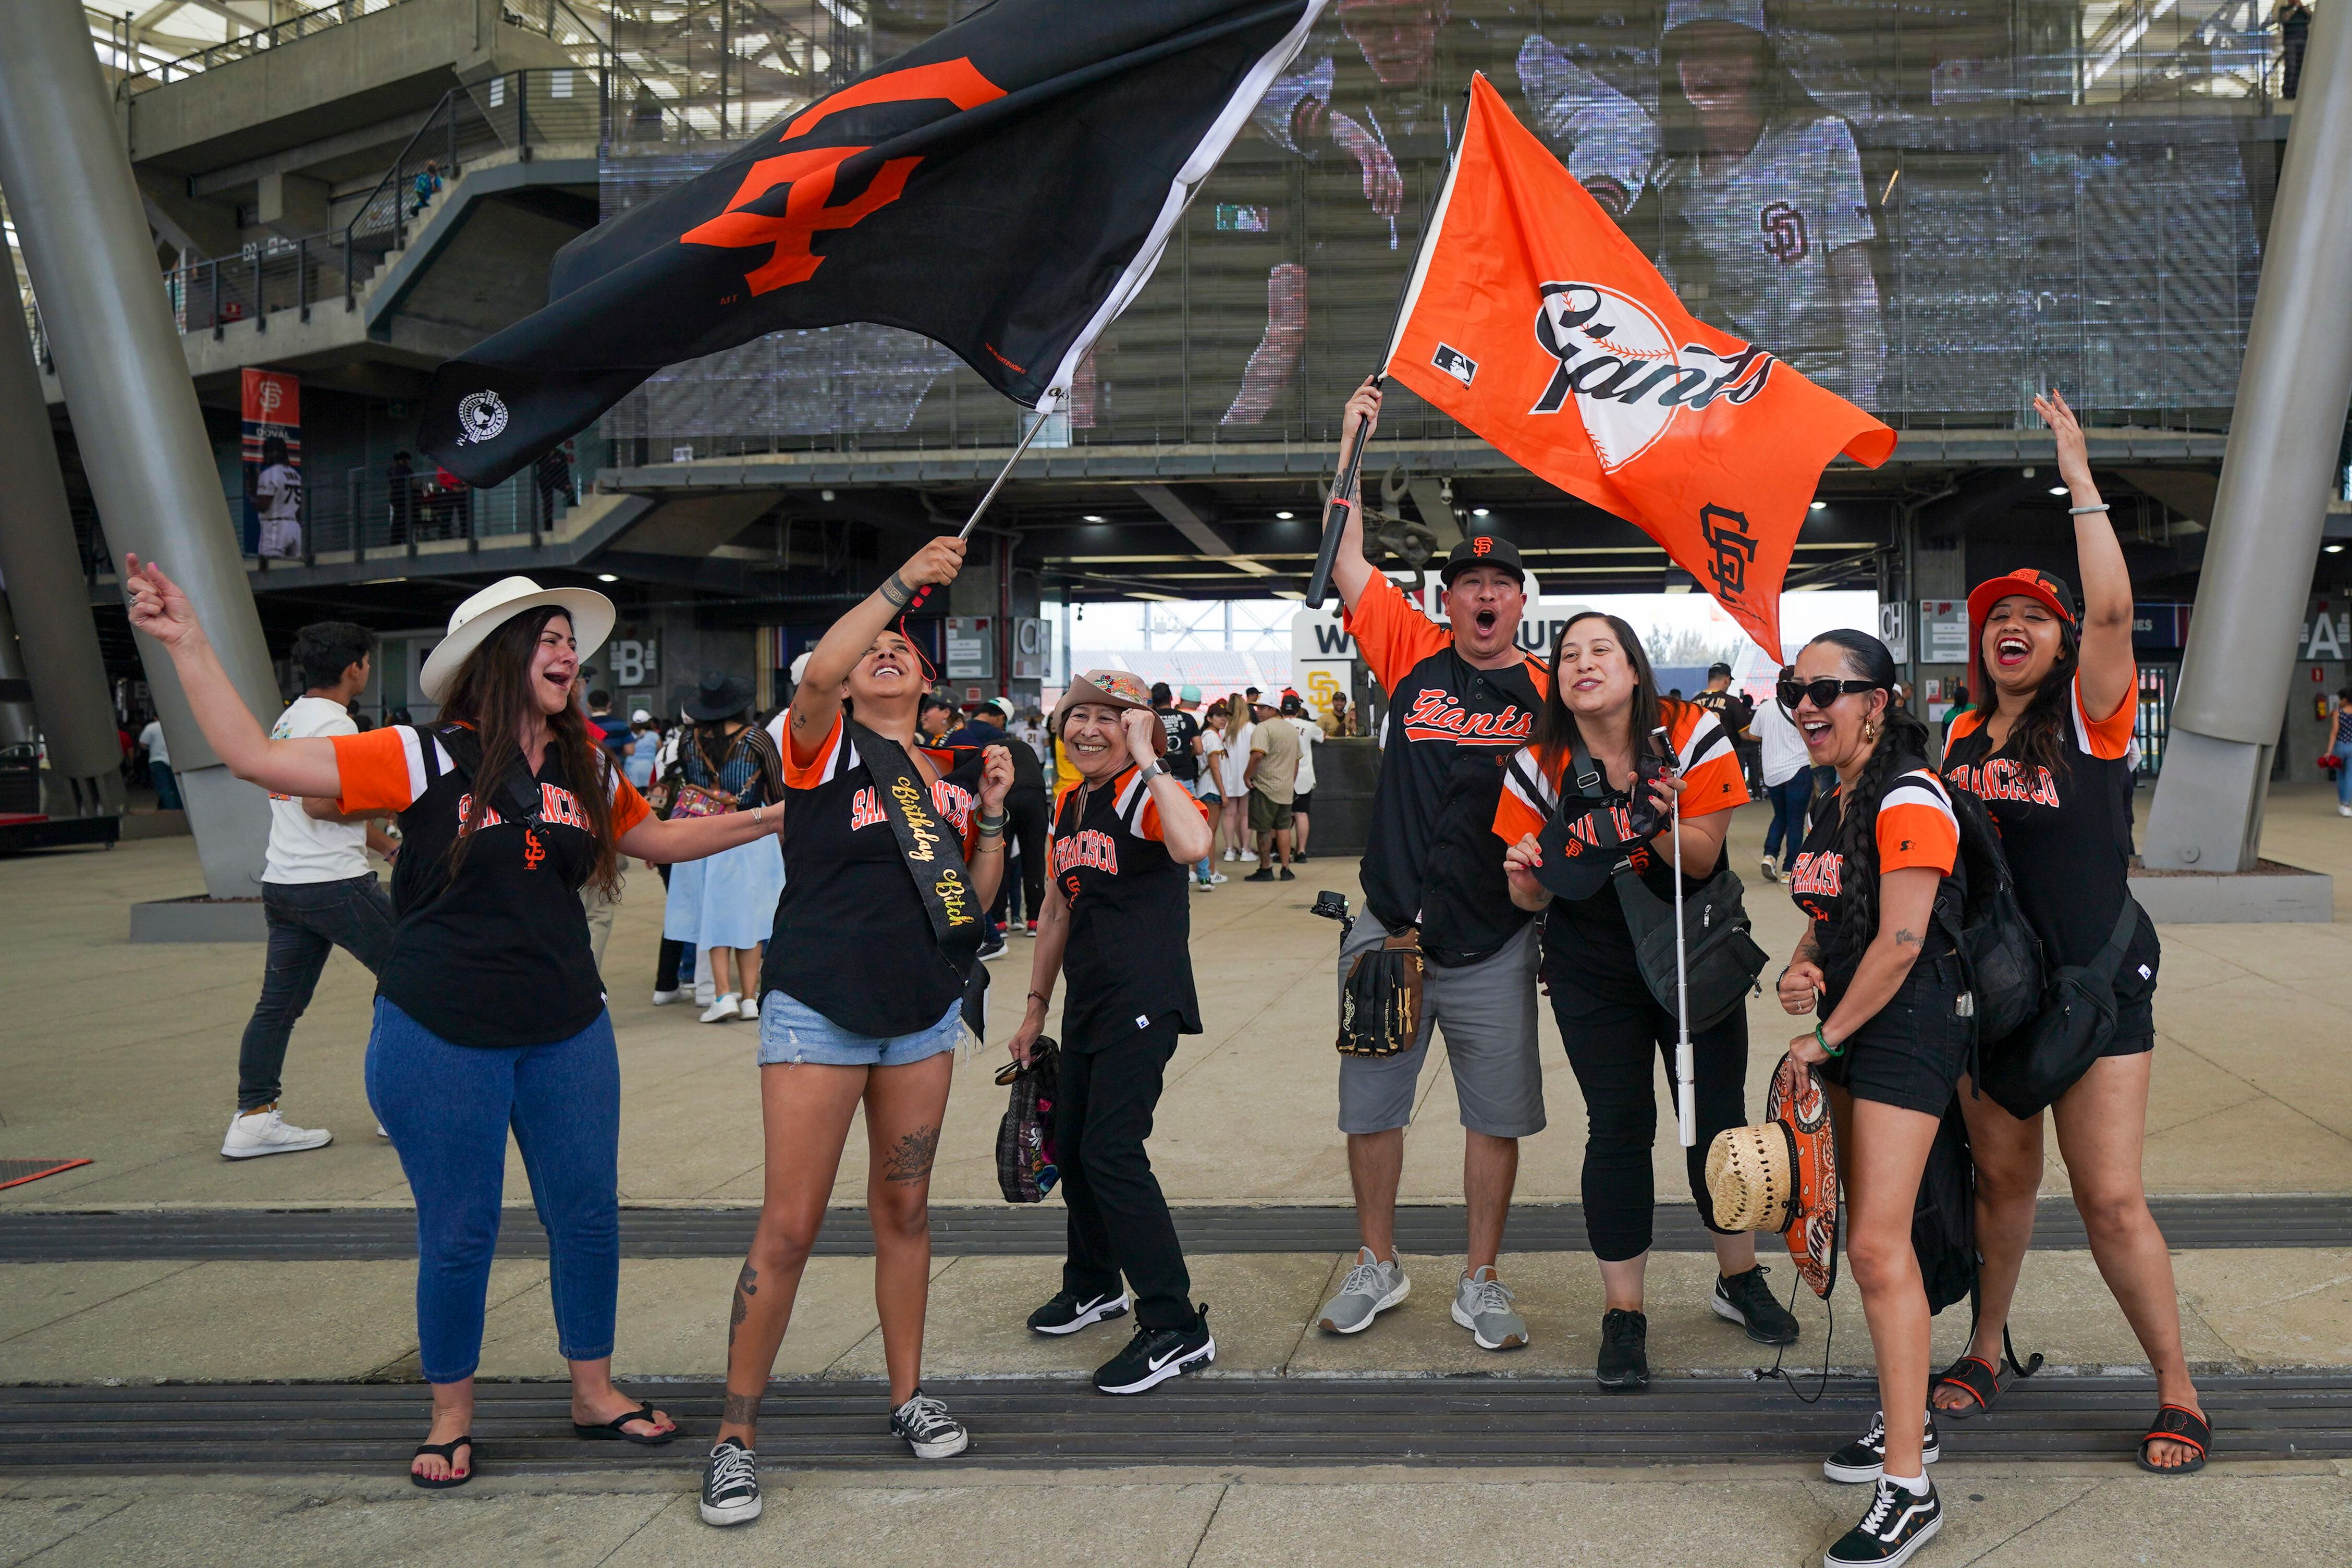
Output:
[727,1261,758,1347]
[721,1389,762,1429]
[883,1123,941,1185]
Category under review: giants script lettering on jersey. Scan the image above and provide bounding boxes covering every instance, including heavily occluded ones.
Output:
[1400,688,1535,747]
[1946,758,2060,808]
[1054,828,1120,878]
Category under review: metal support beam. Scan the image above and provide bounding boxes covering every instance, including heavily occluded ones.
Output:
[0,241,127,810]
[2143,1,2352,872]
[0,0,277,892]
[1131,484,1275,575]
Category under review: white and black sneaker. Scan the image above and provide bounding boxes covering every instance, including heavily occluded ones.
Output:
[1094,1307,1215,1395]
[699,1437,761,1527]
[1824,1475,1942,1567]
[1026,1288,1131,1336]
[1824,1408,1942,1484]
[890,1389,970,1458]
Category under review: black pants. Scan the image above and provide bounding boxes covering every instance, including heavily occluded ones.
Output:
[1548,968,1748,1263]
[654,861,687,991]
[990,787,1049,928]
[238,874,397,1110]
[1058,1013,1192,1329]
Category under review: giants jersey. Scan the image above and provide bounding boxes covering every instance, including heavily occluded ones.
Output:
[766,713,984,1039]
[1944,679,2158,990]
[1789,767,1964,991]
[333,723,650,1049]
[1345,572,1550,966]
[1050,766,1208,1048]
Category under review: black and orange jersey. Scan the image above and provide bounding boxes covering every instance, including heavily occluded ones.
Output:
[1944,678,2157,989]
[333,722,650,1048]
[1050,765,1208,1047]
[764,712,985,1038]
[1344,571,1550,966]
[1493,701,1747,995]
[1789,766,1965,988]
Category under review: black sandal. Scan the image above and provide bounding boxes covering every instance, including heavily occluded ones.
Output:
[2137,1404,2211,1476]
[410,1436,474,1489]
[1932,1327,2042,1421]
[572,1401,677,1446]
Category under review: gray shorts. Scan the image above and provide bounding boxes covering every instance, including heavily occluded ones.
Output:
[1335,912,1545,1138]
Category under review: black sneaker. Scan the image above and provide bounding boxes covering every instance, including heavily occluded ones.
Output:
[1278,867,1296,880]
[699,1437,761,1527]
[1094,1307,1215,1395]
[1597,1307,1649,1392]
[1292,850,1309,863]
[976,935,1008,960]
[1244,867,1276,882]
[1026,1288,1130,1337]
[1712,1264,1800,1345]
[890,1388,970,1458]
[1824,1476,1943,1566]
[1824,1408,1942,1484]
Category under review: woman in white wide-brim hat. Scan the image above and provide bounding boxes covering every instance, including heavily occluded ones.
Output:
[124,562,784,1490]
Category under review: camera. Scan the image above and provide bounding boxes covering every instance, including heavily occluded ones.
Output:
[1310,889,1353,939]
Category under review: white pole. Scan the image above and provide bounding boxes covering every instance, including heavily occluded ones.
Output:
[1673,785,1696,1147]
[957,398,1056,541]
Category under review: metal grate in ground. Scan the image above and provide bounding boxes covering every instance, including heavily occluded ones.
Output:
[1,1374,2344,1473]
[2,1195,2346,1263]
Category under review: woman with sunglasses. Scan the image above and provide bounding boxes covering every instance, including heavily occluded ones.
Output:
[1497,612,1797,1392]
[1932,391,2204,1475]
[1778,630,1967,1568]
[700,536,1013,1529]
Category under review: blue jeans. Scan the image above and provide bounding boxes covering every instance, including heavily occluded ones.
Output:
[2336,741,2352,805]
[150,760,181,811]
[365,998,621,1384]
[1763,770,1815,859]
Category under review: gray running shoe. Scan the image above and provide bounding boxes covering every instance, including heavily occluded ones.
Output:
[1317,1246,1410,1334]
[1450,1265,1529,1351]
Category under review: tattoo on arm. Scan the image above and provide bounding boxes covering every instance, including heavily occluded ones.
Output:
[883,1124,941,1185]
[720,1389,762,1428]
[1795,930,1821,963]
[1894,927,1920,948]
[727,1261,758,1347]
[879,571,916,609]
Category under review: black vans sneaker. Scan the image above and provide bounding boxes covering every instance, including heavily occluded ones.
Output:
[1712,1264,1801,1345]
[1824,1475,1943,1567]
[1026,1289,1130,1337]
[699,1437,761,1527]
[1094,1307,1215,1394]
[890,1389,970,1458]
[1597,1307,1649,1392]
[1824,1408,1942,1484]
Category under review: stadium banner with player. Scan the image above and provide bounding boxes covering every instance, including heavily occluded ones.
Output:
[420,0,1331,487]
[239,369,302,560]
[1382,73,1894,659]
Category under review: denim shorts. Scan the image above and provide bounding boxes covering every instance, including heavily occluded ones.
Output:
[756,988,964,1068]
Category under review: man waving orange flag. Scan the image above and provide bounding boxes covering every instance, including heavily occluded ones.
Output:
[1384,74,1894,658]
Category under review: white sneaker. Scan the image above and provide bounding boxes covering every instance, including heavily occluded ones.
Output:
[738,995,760,1021]
[2338,804,2351,818]
[222,1106,333,1160]
[1239,850,1258,863]
[1209,872,1229,885]
[651,988,683,1005]
[1222,849,1238,862]
[701,992,742,1023]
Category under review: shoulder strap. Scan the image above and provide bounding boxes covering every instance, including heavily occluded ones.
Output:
[1564,725,1606,798]
[432,723,545,826]
[847,719,985,971]
[2085,897,2143,986]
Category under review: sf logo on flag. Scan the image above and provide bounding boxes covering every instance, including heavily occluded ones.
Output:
[1527,282,1777,471]
[1699,504,1758,606]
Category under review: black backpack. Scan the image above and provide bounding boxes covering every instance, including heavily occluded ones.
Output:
[1939,783,2047,1050]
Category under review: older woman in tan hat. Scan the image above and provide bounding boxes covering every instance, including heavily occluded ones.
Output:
[1009,670,1217,1396]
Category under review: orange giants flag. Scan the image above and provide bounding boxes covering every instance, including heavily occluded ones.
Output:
[1383,75,1894,658]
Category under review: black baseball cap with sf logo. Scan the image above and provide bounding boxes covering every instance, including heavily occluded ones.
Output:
[1439,531,1526,587]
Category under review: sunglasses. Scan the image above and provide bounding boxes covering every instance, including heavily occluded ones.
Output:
[1778,677,1884,714]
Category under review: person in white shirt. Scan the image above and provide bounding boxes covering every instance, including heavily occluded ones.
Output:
[1218,695,1257,864]
[255,437,304,560]
[1753,662,1814,882]
[224,622,399,1160]
[137,717,179,810]
[1282,690,1323,863]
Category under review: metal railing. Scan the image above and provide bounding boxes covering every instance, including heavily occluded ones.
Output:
[115,0,421,94]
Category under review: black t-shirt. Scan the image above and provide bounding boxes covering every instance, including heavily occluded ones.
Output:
[1942,680,2159,993]
[1692,688,1755,739]
[767,713,986,1038]
[1156,707,1203,782]
[1788,766,1965,1000]
[334,722,652,1049]
[1345,574,1549,966]
[1050,766,1205,1047]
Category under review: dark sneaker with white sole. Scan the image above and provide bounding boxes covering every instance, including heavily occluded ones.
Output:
[699,1437,761,1527]
[1712,1264,1801,1345]
[890,1389,970,1458]
[1824,1476,1942,1567]
[1597,1307,1649,1392]
[1094,1308,1215,1394]
[1026,1289,1130,1336]
[1824,1408,1942,1484]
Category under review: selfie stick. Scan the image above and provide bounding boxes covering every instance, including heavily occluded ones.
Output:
[1667,731,1696,1148]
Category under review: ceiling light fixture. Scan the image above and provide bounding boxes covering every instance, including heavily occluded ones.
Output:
[1275,510,1294,520]
[2047,486,2068,496]
[1082,514,1105,523]
[596,573,619,583]
[2329,544,2346,555]
[1471,507,1490,517]
[1809,500,1828,511]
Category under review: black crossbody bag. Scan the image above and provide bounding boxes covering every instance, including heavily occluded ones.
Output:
[1976,897,2142,1120]
[850,721,990,1035]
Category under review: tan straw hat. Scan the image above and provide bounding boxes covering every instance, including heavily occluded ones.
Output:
[1705,1054,1841,1300]
[419,575,615,703]
[1706,1122,1796,1234]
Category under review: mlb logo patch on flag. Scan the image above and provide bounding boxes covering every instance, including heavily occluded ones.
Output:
[1431,343,1478,386]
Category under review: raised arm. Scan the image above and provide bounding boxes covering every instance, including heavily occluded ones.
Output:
[783,535,967,767]
[2037,389,2135,722]
[124,556,343,800]
[1122,709,1214,864]
[1328,377,1383,610]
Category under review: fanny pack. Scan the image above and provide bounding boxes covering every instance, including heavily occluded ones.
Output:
[1339,924,1427,1058]
[850,721,989,1035]
[1976,898,2142,1119]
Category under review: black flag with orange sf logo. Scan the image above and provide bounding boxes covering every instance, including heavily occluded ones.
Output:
[420,0,1328,487]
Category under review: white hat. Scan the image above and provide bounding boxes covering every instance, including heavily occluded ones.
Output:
[789,650,813,684]
[419,576,615,703]
[629,708,652,724]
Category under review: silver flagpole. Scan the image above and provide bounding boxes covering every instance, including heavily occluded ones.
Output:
[957,396,1058,540]
[1673,779,1696,1147]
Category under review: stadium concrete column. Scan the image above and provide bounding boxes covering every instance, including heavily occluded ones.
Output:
[0,0,276,892]
[0,240,127,812]
[2142,2,2352,872]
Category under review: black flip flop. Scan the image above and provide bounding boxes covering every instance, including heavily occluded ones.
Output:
[2137,1404,2211,1476]
[410,1435,474,1489]
[572,1401,677,1446]
[1931,1354,2005,1420]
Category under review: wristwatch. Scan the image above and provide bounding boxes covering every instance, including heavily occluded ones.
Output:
[1133,760,1165,786]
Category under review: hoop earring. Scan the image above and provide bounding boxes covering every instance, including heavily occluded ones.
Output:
[1864,718,1880,742]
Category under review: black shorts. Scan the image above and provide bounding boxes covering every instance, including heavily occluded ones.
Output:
[2102,994,2156,1057]
[1822,953,1971,1117]
[1292,790,1314,813]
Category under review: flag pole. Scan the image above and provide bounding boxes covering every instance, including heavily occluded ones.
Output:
[957,398,1057,541]
[1673,781,1697,1148]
